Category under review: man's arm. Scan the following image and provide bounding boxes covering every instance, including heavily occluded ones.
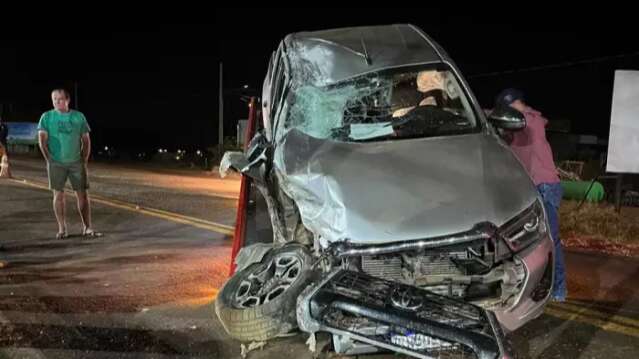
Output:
[498,128,514,144]
[38,130,50,161]
[81,132,91,163]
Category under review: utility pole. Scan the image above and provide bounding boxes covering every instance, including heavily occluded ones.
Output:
[218,62,224,156]
[74,81,79,110]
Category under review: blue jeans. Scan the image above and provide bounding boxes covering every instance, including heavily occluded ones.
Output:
[537,182,567,300]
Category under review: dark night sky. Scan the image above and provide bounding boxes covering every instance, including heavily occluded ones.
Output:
[1,8,638,152]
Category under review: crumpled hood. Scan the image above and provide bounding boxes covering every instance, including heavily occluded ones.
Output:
[275,129,538,244]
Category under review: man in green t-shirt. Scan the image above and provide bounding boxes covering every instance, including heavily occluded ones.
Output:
[37,89,102,239]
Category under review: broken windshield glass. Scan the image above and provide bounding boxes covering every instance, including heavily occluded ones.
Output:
[284,66,480,142]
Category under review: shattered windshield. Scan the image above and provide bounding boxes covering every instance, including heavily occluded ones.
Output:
[285,66,480,142]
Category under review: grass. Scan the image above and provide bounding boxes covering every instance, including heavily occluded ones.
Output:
[560,200,639,244]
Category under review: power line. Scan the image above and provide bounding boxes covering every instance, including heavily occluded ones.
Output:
[468,51,639,79]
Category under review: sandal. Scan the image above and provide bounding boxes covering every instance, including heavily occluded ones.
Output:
[82,228,103,238]
[56,231,68,239]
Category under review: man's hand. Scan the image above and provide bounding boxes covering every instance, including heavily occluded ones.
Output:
[497,128,514,144]
[38,130,51,162]
[81,132,91,164]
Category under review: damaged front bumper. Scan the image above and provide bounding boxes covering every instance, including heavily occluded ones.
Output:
[492,231,554,332]
[297,269,511,359]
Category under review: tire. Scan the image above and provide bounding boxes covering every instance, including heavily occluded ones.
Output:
[215,243,313,341]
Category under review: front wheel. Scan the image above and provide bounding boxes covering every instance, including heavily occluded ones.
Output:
[215,244,313,341]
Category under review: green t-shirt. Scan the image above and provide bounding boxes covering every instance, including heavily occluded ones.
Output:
[38,110,90,163]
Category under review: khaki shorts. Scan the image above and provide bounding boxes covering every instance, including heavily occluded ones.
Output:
[47,161,89,192]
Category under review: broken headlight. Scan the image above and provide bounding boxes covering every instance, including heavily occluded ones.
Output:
[499,200,547,253]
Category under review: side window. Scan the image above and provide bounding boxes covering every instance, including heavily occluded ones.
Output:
[263,54,275,109]
[269,48,288,140]
[269,47,283,114]
[271,57,285,116]
[263,47,285,141]
[262,53,276,137]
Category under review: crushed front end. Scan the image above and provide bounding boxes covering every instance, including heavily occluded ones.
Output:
[298,269,511,359]
[295,204,553,358]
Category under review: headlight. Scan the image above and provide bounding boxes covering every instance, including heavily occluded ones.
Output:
[498,199,547,253]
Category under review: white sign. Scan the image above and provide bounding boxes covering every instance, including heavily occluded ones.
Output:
[607,70,639,173]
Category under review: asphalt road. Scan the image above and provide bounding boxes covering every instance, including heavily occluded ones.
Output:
[2,158,639,358]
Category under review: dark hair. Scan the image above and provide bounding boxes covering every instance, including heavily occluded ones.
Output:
[51,89,71,99]
[495,88,524,107]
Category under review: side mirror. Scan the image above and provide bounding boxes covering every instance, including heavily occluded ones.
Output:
[219,131,269,182]
[488,106,526,131]
[219,150,267,182]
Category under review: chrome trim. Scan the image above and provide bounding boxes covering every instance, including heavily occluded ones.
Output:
[333,232,491,258]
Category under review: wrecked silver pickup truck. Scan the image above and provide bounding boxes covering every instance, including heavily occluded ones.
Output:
[216,24,554,359]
